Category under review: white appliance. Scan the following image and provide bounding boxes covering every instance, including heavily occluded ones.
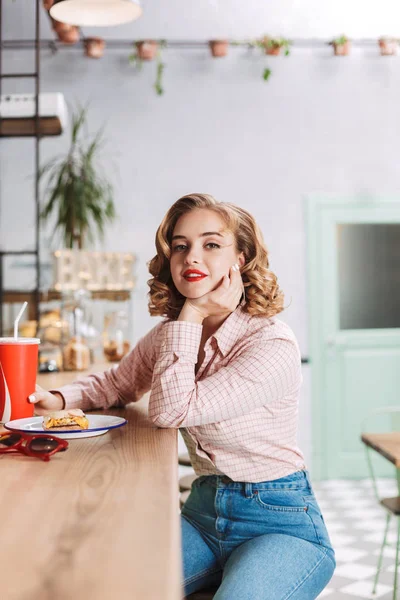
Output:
[0,92,68,135]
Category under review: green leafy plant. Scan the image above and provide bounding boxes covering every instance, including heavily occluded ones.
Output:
[263,68,272,81]
[330,35,349,47]
[128,46,144,70]
[246,35,292,82]
[259,36,292,56]
[329,35,351,56]
[39,106,116,249]
[154,41,167,96]
[129,39,167,96]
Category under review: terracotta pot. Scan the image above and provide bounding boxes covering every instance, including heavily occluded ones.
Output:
[84,37,105,58]
[209,40,228,58]
[265,46,281,56]
[378,38,398,56]
[42,0,54,9]
[51,17,68,33]
[136,41,158,60]
[333,41,351,56]
[52,20,80,45]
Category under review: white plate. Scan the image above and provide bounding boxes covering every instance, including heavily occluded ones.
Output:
[4,415,127,440]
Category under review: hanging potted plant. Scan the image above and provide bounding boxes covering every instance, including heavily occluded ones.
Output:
[249,36,291,82]
[135,40,158,61]
[39,106,116,249]
[129,40,167,96]
[330,35,351,56]
[84,37,106,59]
[52,21,80,45]
[43,0,80,45]
[259,36,291,56]
[378,37,398,56]
[209,40,229,58]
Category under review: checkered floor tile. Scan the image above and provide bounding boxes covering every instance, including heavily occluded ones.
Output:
[314,478,399,599]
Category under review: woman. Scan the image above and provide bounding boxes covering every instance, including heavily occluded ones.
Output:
[30,193,335,599]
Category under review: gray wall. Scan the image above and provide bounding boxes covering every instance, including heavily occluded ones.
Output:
[3,0,400,466]
[3,43,400,353]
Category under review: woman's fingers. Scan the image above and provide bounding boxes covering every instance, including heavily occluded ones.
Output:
[220,264,242,309]
[231,264,243,291]
[28,388,64,413]
[189,263,243,317]
[233,264,245,304]
[28,390,45,404]
[29,385,51,404]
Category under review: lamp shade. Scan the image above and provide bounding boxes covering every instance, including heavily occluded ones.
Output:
[49,0,142,27]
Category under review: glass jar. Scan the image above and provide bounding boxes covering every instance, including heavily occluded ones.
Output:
[103,310,130,362]
[38,343,63,373]
[36,308,68,372]
[61,290,92,371]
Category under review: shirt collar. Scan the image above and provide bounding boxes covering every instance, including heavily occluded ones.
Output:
[211,299,249,358]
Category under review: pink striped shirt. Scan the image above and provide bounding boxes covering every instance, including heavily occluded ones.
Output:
[57,304,305,482]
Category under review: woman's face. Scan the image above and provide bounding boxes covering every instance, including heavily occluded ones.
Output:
[170,208,244,299]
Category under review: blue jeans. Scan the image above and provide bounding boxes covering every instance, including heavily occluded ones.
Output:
[181,470,335,599]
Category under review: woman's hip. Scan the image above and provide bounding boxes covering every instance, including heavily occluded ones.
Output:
[181,470,335,555]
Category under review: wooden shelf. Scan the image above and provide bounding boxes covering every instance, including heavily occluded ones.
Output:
[0,117,62,137]
[4,289,131,303]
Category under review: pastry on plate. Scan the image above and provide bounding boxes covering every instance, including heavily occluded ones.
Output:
[43,408,89,431]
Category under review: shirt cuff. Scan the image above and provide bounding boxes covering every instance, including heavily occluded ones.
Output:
[160,320,202,357]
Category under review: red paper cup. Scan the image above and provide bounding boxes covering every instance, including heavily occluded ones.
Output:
[0,338,40,423]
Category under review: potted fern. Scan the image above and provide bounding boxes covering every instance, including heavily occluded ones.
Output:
[39,107,116,249]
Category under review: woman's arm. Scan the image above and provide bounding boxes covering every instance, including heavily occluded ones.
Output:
[31,321,164,413]
[148,321,302,428]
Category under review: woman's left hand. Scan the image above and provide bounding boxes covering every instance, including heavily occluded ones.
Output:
[183,264,244,321]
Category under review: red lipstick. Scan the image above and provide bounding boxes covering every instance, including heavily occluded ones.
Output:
[182,269,208,282]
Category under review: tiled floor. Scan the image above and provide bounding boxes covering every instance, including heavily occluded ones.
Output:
[314,478,399,599]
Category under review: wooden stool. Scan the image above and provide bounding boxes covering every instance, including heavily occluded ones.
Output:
[185,586,219,599]
[179,489,190,509]
[179,473,197,492]
[178,452,192,467]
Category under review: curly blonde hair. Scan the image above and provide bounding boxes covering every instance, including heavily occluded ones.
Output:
[147,193,284,319]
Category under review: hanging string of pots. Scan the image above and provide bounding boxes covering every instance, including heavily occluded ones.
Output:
[39,2,400,95]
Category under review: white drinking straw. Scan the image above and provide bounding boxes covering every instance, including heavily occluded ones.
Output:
[14,301,28,340]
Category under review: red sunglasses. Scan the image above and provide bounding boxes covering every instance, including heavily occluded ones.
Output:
[0,431,69,461]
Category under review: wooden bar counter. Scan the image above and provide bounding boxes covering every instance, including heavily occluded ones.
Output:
[0,364,181,600]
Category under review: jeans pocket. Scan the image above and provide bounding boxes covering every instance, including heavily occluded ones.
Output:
[255,490,308,512]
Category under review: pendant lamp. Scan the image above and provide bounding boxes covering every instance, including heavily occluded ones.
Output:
[49,0,142,27]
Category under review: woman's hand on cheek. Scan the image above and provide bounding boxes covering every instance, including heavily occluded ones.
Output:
[185,264,244,320]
